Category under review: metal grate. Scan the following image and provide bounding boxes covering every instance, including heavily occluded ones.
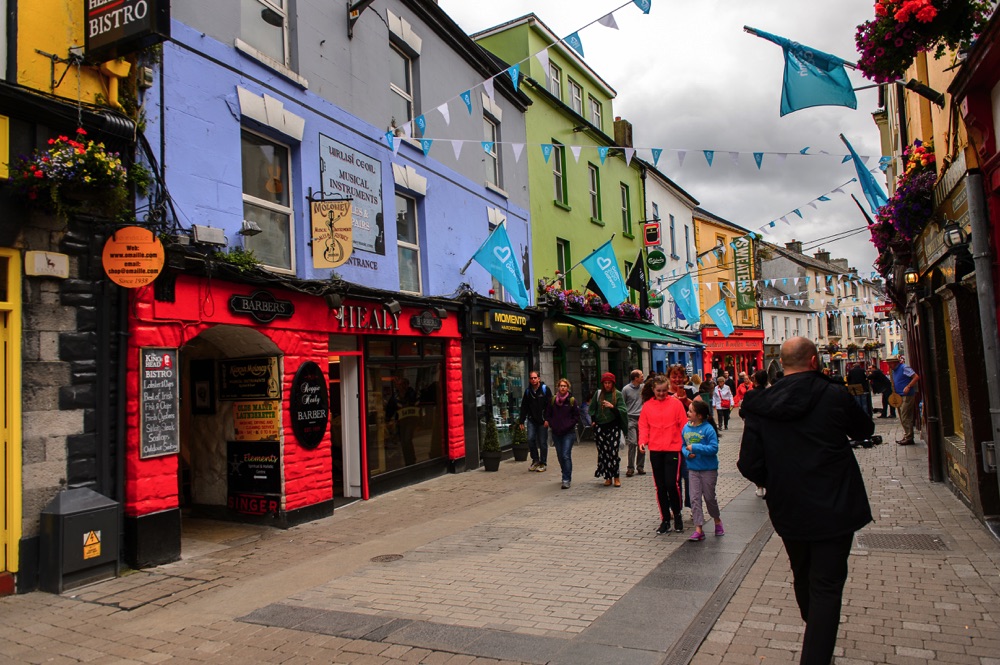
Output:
[369,554,404,563]
[855,533,948,552]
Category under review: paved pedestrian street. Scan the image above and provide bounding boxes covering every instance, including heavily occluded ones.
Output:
[1,411,998,664]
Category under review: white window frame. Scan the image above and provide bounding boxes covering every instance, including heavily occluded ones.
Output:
[620,183,631,235]
[389,44,414,129]
[784,316,790,340]
[684,225,691,264]
[771,316,777,341]
[241,128,295,273]
[556,238,571,289]
[807,319,813,339]
[548,62,562,99]
[589,164,601,220]
[569,78,583,114]
[552,142,566,204]
[589,95,602,129]
[669,214,677,257]
[483,116,500,188]
[241,0,289,67]
[396,193,422,294]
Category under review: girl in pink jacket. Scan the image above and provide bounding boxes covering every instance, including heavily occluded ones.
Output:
[639,375,689,534]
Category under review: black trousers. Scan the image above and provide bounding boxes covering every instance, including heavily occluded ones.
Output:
[782,533,854,665]
[649,450,682,523]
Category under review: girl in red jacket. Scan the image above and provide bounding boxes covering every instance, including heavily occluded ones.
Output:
[639,375,689,534]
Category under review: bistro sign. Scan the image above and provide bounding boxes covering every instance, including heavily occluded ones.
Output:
[84,0,171,59]
[229,290,295,324]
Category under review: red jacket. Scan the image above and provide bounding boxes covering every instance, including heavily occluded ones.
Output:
[638,396,688,452]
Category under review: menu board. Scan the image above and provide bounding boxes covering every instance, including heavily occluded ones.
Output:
[140,347,180,459]
[219,357,280,400]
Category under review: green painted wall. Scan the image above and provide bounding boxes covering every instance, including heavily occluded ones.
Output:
[477,20,645,296]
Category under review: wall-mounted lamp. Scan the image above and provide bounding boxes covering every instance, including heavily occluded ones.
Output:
[384,299,402,315]
[903,268,920,291]
[942,219,970,255]
[324,293,343,309]
[239,219,263,237]
[433,306,448,319]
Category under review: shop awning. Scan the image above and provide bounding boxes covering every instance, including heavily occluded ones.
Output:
[558,315,703,347]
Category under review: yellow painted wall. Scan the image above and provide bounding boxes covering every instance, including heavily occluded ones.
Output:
[693,214,760,329]
[17,1,106,104]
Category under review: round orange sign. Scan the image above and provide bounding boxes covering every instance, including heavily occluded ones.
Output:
[102,226,166,288]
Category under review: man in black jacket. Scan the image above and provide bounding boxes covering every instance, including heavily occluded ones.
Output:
[518,371,551,472]
[738,337,874,665]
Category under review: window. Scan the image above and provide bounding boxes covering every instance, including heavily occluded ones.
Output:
[770,316,777,341]
[569,79,583,114]
[389,45,414,130]
[795,319,801,336]
[807,319,813,339]
[589,95,602,129]
[684,225,691,264]
[241,129,293,272]
[669,214,677,257]
[589,164,601,221]
[488,223,504,300]
[548,62,562,99]
[784,316,790,340]
[620,183,632,235]
[552,142,567,205]
[556,238,571,289]
[483,117,499,188]
[396,193,421,293]
[241,0,288,65]
[625,261,635,303]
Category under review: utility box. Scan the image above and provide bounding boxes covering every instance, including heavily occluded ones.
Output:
[39,488,121,594]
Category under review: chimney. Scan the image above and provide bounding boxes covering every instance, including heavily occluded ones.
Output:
[832,258,850,271]
[785,240,803,254]
[614,117,633,148]
[814,250,831,263]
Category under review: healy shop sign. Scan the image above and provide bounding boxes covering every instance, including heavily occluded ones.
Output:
[84,0,171,59]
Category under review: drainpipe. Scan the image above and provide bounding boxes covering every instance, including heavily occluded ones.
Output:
[968,172,1000,498]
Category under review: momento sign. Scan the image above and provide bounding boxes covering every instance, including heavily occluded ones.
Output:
[102,226,165,288]
[646,250,667,271]
[84,0,171,60]
[489,310,528,334]
[319,134,384,255]
[311,199,353,269]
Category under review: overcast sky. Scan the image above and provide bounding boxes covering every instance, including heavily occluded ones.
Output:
[438,0,887,275]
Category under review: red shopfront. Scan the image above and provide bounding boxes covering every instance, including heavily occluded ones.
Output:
[700,327,764,378]
[124,275,463,568]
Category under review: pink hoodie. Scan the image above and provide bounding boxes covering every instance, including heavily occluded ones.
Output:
[638,396,688,452]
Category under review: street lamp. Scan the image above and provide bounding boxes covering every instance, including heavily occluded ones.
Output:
[942,219,970,255]
[903,268,920,292]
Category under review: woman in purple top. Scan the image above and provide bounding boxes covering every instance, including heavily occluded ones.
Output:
[545,378,580,489]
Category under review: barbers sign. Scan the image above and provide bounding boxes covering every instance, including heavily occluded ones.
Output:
[84,0,171,60]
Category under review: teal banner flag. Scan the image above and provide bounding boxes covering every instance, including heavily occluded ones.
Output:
[581,241,628,307]
[472,224,529,309]
[667,273,699,324]
[708,299,735,337]
[841,134,888,213]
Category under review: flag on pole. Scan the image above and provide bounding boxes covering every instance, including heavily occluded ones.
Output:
[471,223,530,308]
[841,134,888,213]
[625,250,649,311]
[747,27,858,116]
[581,241,628,307]
[585,277,608,303]
[707,300,735,337]
[667,273,699,324]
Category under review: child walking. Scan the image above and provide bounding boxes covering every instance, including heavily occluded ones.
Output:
[683,400,723,542]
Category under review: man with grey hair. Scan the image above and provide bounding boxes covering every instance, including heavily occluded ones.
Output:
[738,337,874,665]
[622,369,645,477]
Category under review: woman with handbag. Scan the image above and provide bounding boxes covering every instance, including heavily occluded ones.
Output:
[712,376,734,430]
[589,372,628,487]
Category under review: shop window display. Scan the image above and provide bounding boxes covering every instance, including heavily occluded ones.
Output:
[489,356,526,446]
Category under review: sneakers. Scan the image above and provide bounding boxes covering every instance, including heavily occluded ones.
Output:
[688,531,706,542]
[529,461,539,471]
[561,481,570,489]
[755,486,766,498]
[536,464,547,472]
[715,523,725,536]
[656,521,671,535]
[674,517,684,532]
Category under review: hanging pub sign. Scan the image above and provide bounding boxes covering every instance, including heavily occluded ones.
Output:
[289,362,328,449]
[229,290,295,324]
[84,0,171,60]
[219,357,281,400]
[733,236,755,311]
[411,309,443,335]
[319,134,384,255]
[139,347,179,459]
[311,199,353,269]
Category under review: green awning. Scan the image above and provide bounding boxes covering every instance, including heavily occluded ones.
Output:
[558,315,703,347]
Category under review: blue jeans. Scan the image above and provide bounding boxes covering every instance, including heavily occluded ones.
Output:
[526,420,549,464]
[551,431,575,482]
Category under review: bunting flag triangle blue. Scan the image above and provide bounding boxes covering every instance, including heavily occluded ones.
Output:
[633,0,651,14]
[460,90,473,115]
[414,115,427,136]
[541,143,554,163]
[565,32,585,57]
[753,152,763,169]
[482,141,494,155]
[507,63,520,89]
[792,209,802,218]
[651,148,662,167]
[818,195,831,201]
[420,139,433,156]
[841,134,889,213]
[598,146,609,165]
[703,150,714,166]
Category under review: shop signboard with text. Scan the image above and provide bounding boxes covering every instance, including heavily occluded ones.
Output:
[319,134,384,255]
[85,0,171,59]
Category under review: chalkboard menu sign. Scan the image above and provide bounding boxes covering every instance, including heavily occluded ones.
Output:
[140,347,180,459]
[219,357,280,400]
[290,361,329,449]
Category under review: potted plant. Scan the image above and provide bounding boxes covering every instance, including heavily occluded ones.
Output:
[8,130,129,218]
[480,418,502,471]
[510,422,530,462]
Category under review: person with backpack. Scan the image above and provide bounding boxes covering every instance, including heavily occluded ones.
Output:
[518,371,551,472]
[589,372,628,487]
[545,378,580,489]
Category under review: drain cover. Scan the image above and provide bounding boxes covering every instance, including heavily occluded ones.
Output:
[856,533,948,552]
[370,554,404,563]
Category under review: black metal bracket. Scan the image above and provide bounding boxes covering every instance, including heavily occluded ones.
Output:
[35,48,87,93]
[347,0,376,39]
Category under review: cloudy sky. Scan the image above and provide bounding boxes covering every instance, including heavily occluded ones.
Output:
[438,0,887,274]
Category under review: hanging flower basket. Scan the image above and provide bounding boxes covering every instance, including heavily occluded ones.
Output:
[855,0,993,83]
[539,280,653,322]
[8,130,128,218]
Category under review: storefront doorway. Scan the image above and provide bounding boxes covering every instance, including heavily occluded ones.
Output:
[329,354,362,500]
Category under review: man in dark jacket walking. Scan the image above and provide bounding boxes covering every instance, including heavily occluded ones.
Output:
[518,371,551,471]
[738,337,874,665]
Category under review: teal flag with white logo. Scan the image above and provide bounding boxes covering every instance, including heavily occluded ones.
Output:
[472,223,529,309]
[667,273,699,324]
[581,241,628,307]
